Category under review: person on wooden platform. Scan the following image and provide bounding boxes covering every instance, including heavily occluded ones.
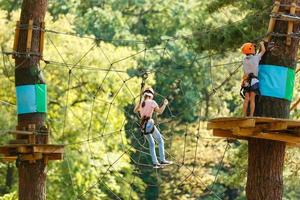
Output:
[134,87,173,169]
[241,41,266,117]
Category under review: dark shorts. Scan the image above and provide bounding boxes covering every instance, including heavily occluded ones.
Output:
[243,82,260,95]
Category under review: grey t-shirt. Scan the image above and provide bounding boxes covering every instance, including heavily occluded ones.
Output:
[243,54,262,77]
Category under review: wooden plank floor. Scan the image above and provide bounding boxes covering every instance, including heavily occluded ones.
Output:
[0,144,64,161]
[208,117,300,146]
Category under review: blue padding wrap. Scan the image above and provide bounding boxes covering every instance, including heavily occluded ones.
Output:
[16,84,47,114]
[258,65,295,101]
[16,85,36,114]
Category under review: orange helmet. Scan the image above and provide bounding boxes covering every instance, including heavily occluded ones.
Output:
[241,43,255,55]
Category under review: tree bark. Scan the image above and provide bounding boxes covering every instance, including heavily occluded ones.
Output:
[5,164,14,192]
[15,1,48,200]
[246,1,300,199]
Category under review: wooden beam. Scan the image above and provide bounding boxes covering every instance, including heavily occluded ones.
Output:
[209,117,300,128]
[0,153,63,163]
[207,119,255,129]
[213,129,300,147]
[9,139,28,144]
[270,13,300,22]
[26,19,33,52]
[268,122,288,131]
[17,146,30,153]
[39,22,45,58]
[47,153,63,161]
[209,116,300,149]
[1,156,17,162]
[232,127,261,137]
[251,132,300,144]
[13,21,20,56]
[213,129,247,140]
[8,130,34,135]
[287,2,297,45]
[33,145,64,154]
[266,0,281,42]
[20,153,43,161]
[282,3,300,11]
[230,128,300,144]
[0,145,64,159]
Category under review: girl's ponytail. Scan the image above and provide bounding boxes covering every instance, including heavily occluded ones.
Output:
[142,101,146,108]
[141,96,146,108]
[141,94,151,108]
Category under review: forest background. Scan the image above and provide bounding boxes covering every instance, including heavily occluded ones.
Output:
[0,0,299,199]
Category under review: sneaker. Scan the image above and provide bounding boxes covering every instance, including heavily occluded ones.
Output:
[160,160,173,165]
[153,164,162,169]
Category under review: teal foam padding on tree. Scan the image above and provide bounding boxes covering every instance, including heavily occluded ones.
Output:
[16,85,36,114]
[35,84,47,113]
[16,84,47,114]
[258,65,294,101]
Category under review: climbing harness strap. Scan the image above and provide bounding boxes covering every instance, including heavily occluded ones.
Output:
[141,116,155,135]
[240,73,260,99]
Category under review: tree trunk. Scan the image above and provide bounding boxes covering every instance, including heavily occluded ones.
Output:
[5,164,14,192]
[15,1,48,200]
[246,1,300,199]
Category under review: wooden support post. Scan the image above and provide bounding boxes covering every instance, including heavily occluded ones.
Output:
[287,2,297,45]
[43,155,48,165]
[39,22,45,58]
[26,19,33,53]
[265,1,281,42]
[16,1,48,199]
[13,21,20,58]
[28,124,36,144]
[28,135,36,144]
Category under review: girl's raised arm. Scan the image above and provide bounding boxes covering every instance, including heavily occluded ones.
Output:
[155,99,168,115]
[134,100,141,113]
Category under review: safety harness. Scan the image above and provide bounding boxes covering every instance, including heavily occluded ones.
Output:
[140,116,155,135]
[240,73,259,99]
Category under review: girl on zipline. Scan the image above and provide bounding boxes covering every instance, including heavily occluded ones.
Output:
[134,87,172,168]
[241,41,266,117]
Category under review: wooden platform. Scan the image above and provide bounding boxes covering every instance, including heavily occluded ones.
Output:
[207,117,300,146]
[0,144,64,162]
[8,129,49,145]
[0,125,64,163]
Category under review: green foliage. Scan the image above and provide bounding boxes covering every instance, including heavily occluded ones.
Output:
[0,0,20,20]
[0,191,17,200]
[194,0,272,52]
